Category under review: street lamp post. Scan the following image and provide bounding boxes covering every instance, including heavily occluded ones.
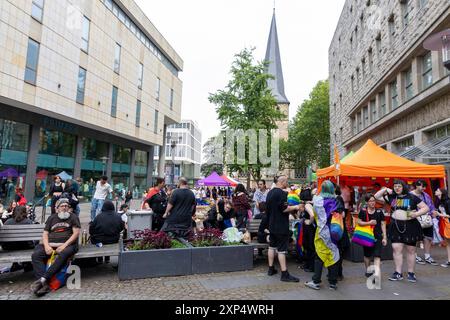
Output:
[424,29,450,71]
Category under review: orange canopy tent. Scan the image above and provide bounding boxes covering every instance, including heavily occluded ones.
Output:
[317,139,446,189]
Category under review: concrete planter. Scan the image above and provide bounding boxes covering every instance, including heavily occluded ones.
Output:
[118,243,254,280]
[344,240,393,263]
[118,247,191,280]
[191,245,254,274]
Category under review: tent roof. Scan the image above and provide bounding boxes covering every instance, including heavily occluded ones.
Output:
[220,175,239,187]
[197,172,230,186]
[317,139,446,179]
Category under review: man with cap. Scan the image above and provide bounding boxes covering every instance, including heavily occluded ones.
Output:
[30,198,81,297]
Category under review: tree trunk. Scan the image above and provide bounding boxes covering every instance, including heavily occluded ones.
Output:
[247,171,251,191]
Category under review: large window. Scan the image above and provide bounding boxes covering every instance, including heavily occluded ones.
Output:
[31,0,44,22]
[82,138,108,161]
[390,80,398,110]
[405,67,413,100]
[370,100,377,124]
[362,107,369,129]
[76,67,87,104]
[39,129,75,157]
[429,123,450,140]
[154,110,159,134]
[156,77,161,101]
[114,43,121,74]
[422,52,433,90]
[113,145,131,165]
[0,120,30,152]
[111,86,118,117]
[379,91,386,117]
[138,63,144,89]
[81,16,90,52]
[402,0,412,27]
[395,136,414,153]
[25,38,40,85]
[136,100,141,127]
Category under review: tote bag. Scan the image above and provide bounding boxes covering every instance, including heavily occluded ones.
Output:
[351,211,375,247]
[439,217,450,240]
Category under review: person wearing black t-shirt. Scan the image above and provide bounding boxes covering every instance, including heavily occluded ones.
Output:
[375,179,429,283]
[299,202,316,272]
[266,175,301,283]
[358,194,387,278]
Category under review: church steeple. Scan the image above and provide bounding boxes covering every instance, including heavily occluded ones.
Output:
[265,10,289,105]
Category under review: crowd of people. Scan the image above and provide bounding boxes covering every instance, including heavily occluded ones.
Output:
[1,172,450,297]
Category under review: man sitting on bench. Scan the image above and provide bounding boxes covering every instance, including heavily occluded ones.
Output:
[30,198,81,297]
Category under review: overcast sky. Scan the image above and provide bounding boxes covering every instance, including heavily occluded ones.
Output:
[135,0,346,148]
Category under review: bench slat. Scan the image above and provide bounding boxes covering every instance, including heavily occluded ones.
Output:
[0,236,42,241]
[0,225,45,230]
[0,229,45,235]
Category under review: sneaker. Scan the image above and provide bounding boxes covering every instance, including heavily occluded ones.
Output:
[365,272,374,278]
[388,272,404,281]
[329,284,338,290]
[35,282,51,297]
[425,257,438,266]
[441,261,450,268]
[280,271,300,283]
[267,266,278,276]
[30,279,43,295]
[305,281,321,290]
[407,272,417,283]
[416,256,426,265]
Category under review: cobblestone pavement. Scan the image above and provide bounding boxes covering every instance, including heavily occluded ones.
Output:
[2,202,450,300]
[1,248,450,300]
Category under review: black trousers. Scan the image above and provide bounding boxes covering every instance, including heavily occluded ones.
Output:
[302,225,316,270]
[31,244,78,280]
[312,253,339,286]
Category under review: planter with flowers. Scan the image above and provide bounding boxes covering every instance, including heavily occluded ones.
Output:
[188,228,254,274]
[118,230,191,280]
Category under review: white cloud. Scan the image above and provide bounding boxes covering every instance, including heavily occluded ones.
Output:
[135,0,346,154]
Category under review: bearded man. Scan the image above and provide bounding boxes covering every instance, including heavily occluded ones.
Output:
[30,198,81,297]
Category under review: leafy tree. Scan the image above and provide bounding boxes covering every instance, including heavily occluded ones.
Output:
[208,48,285,187]
[281,80,330,172]
[201,136,224,176]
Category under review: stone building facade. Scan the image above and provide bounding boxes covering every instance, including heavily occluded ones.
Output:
[329,0,450,180]
[0,0,183,200]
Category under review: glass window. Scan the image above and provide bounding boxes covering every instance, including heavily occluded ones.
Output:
[111,86,118,117]
[105,0,113,10]
[402,0,412,26]
[81,16,90,52]
[31,0,44,22]
[25,38,40,85]
[76,67,87,104]
[156,77,161,101]
[422,52,433,90]
[405,68,413,100]
[82,137,108,160]
[396,136,414,153]
[362,107,369,128]
[390,80,398,109]
[138,63,144,89]
[419,0,428,9]
[136,100,141,127]
[379,91,386,117]
[39,129,75,157]
[113,145,131,164]
[0,119,30,152]
[170,89,174,109]
[154,110,159,134]
[114,43,121,74]
[135,150,148,167]
[370,100,377,123]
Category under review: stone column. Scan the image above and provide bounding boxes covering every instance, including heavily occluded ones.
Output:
[385,83,392,114]
[24,125,40,201]
[129,148,136,190]
[432,51,444,83]
[73,136,83,179]
[146,146,154,187]
[397,73,405,106]
[158,124,167,178]
[411,57,421,96]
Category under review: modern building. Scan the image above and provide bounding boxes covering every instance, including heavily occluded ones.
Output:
[154,120,202,185]
[0,0,183,202]
[329,0,450,183]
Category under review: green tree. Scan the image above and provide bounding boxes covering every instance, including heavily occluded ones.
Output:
[201,136,224,176]
[281,80,330,172]
[208,48,285,188]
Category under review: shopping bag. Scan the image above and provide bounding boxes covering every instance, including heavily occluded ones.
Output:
[330,212,344,242]
[45,251,71,291]
[352,224,375,247]
[439,217,450,239]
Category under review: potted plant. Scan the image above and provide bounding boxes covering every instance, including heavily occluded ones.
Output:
[118,230,191,280]
[188,228,254,274]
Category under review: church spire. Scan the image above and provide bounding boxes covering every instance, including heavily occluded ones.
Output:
[265,10,289,105]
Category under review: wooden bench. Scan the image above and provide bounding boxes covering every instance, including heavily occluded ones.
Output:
[0,224,120,264]
[246,219,269,250]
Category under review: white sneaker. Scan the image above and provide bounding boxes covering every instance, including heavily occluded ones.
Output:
[425,257,438,266]
[416,256,426,265]
[441,261,450,268]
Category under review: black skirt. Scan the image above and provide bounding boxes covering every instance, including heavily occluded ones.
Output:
[388,218,423,246]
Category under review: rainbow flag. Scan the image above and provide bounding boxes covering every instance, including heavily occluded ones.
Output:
[288,191,300,206]
[294,222,304,257]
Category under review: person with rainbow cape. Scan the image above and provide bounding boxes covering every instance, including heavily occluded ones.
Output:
[304,180,340,290]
